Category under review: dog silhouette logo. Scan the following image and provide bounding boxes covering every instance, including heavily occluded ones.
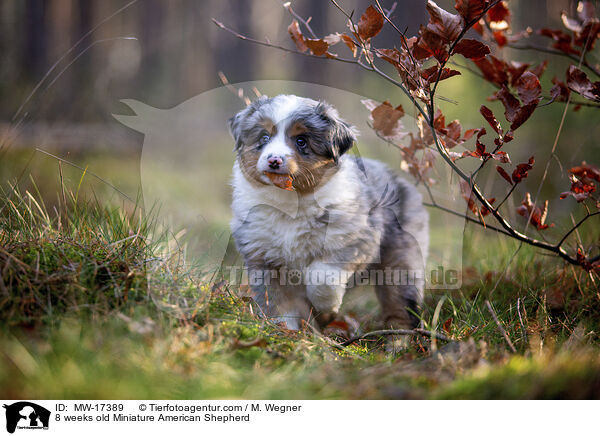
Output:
[2,402,50,433]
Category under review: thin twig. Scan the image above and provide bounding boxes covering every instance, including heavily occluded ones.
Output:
[212,18,358,65]
[485,300,517,353]
[340,327,454,347]
[283,2,318,39]
[507,43,600,78]
[495,182,518,212]
[556,211,600,248]
[517,298,528,347]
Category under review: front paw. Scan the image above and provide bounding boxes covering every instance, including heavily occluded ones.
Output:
[304,262,351,313]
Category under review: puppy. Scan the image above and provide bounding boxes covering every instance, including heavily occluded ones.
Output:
[228,95,428,331]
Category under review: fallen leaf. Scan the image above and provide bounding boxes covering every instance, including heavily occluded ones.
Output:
[264,172,294,190]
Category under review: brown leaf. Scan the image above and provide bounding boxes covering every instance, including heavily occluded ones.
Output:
[419,26,451,61]
[512,156,535,183]
[487,1,510,28]
[493,30,508,47]
[560,162,599,202]
[496,86,520,120]
[426,0,463,42]
[570,162,600,182]
[455,0,489,22]
[288,20,308,52]
[491,151,511,163]
[420,65,461,83]
[480,105,502,134]
[454,38,490,59]
[341,34,358,57]
[480,197,496,216]
[496,165,513,185]
[506,61,530,86]
[442,317,453,333]
[357,5,384,40]
[516,71,542,105]
[305,38,329,56]
[516,193,552,230]
[459,180,479,215]
[473,55,509,86]
[550,78,570,102]
[371,101,405,137]
[574,20,600,50]
[264,172,294,190]
[496,86,538,130]
[538,28,581,55]
[566,65,600,102]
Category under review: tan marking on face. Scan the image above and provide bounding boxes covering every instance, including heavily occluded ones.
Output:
[289,148,337,194]
[238,146,268,187]
[260,118,276,135]
[237,119,338,193]
[288,122,307,137]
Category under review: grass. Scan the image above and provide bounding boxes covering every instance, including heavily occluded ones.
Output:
[1,160,600,399]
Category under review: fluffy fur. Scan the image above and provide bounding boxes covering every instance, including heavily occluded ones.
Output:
[228,95,428,330]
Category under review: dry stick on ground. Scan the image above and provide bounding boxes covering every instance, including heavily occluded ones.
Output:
[214,1,597,268]
[517,298,528,347]
[485,300,517,353]
[340,328,454,347]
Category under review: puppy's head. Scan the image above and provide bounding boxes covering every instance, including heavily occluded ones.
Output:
[228,95,357,193]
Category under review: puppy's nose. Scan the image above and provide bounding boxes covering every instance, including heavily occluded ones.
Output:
[267,155,283,170]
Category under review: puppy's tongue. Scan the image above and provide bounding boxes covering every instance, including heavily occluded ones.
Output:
[264,172,294,191]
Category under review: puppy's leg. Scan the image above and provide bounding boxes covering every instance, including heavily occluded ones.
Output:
[374,230,426,352]
[305,261,354,327]
[248,267,311,330]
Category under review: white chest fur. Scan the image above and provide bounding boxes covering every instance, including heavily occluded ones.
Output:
[230,159,363,269]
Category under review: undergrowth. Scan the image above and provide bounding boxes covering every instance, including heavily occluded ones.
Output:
[0,178,599,399]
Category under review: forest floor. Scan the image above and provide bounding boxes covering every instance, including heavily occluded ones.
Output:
[1,151,599,400]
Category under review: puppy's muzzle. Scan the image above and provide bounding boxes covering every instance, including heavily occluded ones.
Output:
[267,154,285,171]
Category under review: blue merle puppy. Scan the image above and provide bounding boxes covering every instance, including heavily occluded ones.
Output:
[228,95,428,331]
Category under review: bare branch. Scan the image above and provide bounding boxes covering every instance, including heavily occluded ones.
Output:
[507,43,600,78]
[283,2,318,39]
[340,327,454,347]
[556,211,600,249]
[211,18,358,64]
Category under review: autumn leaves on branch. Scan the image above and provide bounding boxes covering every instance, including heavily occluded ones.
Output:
[216,0,600,271]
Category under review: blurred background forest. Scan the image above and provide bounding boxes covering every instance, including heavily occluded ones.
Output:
[0,0,590,122]
[0,0,598,226]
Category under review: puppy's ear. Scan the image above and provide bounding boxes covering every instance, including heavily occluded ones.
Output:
[227,96,268,151]
[227,111,244,151]
[317,102,358,163]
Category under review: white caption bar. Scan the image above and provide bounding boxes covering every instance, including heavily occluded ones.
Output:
[0,400,596,436]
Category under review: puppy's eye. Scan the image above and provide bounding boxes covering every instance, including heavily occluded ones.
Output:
[295,136,308,149]
[258,134,270,146]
